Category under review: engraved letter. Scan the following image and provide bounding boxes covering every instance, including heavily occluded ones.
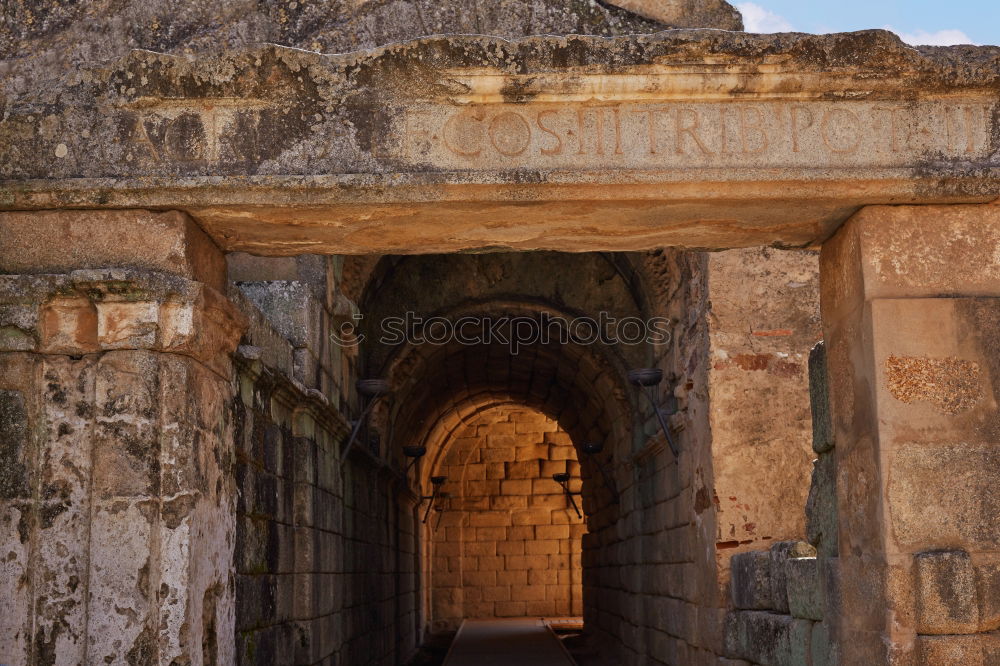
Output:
[948,106,981,154]
[536,109,563,156]
[578,107,624,156]
[634,108,662,154]
[964,107,979,154]
[443,109,484,157]
[675,108,713,155]
[162,112,207,162]
[739,106,769,155]
[605,107,623,156]
[790,106,814,153]
[874,106,906,153]
[489,112,531,157]
[128,113,161,161]
[820,108,861,155]
[719,107,730,154]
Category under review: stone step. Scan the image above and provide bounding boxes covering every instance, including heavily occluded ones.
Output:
[444,618,577,666]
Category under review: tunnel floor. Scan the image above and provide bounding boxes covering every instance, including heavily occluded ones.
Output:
[443,618,578,665]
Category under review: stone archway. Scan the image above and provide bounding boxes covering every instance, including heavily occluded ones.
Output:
[1,9,999,665]
[421,403,586,631]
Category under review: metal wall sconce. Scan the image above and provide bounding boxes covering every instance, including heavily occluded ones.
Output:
[627,368,679,457]
[431,503,447,532]
[402,445,427,476]
[552,473,582,518]
[340,378,391,465]
[421,475,448,523]
[580,442,619,504]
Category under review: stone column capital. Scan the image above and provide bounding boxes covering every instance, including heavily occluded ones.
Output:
[0,267,247,377]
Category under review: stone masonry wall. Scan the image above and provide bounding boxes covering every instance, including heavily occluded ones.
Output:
[724,541,834,666]
[229,254,421,665]
[720,342,840,666]
[0,217,825,666]
[429,405,585,631]
[707,248,822,592]
[579,247,821,665]
[232,357,419,665]
[580,249,712,664]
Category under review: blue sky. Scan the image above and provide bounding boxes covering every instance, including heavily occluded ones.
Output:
[735,1,998,46]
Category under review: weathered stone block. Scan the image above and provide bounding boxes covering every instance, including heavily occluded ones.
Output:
[915,549,979,634]
[787,557,823,621]
[975,559,1000,632]
[0,500,30,662]
[724,610,794,665]
[889,440,1000,549]
[809,342,834,454]
[810,621,838,666]
[93,351,161,497]
[819,557,842,634]
[605,0,743,29]
[0,210,226,291]
[35,294,95,354]
[789,618,814,666]
[805,452,838,558]
[770,541,816,614]
[0,389,29,499]
[731,550,773,610]
[915,634,987,666]
[87,500,156,663]
[238,281,323,351]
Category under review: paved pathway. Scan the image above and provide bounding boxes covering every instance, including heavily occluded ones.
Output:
[443,618,577,666]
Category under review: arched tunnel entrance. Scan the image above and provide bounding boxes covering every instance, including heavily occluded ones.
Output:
[245,247,818,664]
[214,246,823,664]
[423,403,586,630]
[384,335,632,639]
[358,252,656,659]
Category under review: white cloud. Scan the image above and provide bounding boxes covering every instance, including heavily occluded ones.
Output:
[736,3,794,33]
[888,28,976,46]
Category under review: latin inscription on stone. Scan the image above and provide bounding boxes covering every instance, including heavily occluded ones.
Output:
[405,101,995,169]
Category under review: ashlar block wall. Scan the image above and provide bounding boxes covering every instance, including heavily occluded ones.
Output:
[429,405,586,630]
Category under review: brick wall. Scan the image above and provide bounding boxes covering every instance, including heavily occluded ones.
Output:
[428,406,586,630]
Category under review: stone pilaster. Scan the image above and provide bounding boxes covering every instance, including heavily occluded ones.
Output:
[0,211,245,665]
[820,203,1000,664]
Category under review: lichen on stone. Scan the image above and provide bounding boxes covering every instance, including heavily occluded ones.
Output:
[884,354,982,414]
